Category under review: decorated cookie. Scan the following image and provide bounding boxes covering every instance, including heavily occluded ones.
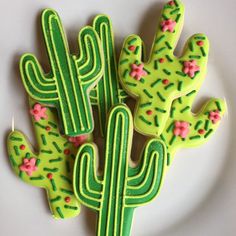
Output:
[161,91,227,165]
[20,9,103,137]
[118,0,209,137]
[7,99,90,219]
[73,104,166,236]
[90,15,127,136]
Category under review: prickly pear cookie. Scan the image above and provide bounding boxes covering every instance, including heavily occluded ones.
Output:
[118,0,209,137]
[7,99,90,219]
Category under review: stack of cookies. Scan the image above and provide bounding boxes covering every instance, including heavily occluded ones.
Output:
[7,1,226,235]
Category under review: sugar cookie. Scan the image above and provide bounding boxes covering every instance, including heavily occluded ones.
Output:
[118,0,209,137]
[20,9,103,137]
[73,104,166,236]
[7,99,87,219]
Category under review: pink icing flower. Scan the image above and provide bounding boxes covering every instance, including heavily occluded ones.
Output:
[20,158,38,176]
[130,64,147,81]
[161,19,176,33]
[183,60,200,78]
[209,110,221,124]
[173,121,190,138]
[30,103,47,121]
[68,135,88,147]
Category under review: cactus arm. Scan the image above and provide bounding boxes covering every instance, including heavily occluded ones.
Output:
[161,94,227,165]
[7,100,81,219]
[125,139,166,207]
[20,54,58,102]
[118,0,210,137]
[73,143,103,211]
[76,26,103,85]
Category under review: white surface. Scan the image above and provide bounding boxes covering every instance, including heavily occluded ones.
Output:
[0,0,235,235]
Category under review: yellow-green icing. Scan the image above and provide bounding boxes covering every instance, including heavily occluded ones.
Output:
[7,99,85,219]
[161,91,227,165]
[118,0,209,137]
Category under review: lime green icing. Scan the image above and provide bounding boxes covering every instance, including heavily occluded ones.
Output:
[162,91,227,165]
[20,9,103,137]
[73,104,166,236]
[7,99,85,219]
[90,15,127,136]
[118,0,209,137]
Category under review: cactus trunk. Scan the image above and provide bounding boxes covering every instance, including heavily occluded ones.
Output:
[90,15,127,136]
[98,208,134,236]
[54,68,93,136]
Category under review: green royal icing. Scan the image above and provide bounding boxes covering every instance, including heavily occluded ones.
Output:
[90,15,128,136]
[74,104,166,236]
[118,0,210,137]
[7,99,87,219]
[20,9,103,137]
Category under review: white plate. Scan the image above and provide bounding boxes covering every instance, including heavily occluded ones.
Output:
[0,0,235,235]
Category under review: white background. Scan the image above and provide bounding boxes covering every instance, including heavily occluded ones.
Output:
[0,0,235,235]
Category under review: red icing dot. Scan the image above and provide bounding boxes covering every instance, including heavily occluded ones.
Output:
[45,126,51,131]
[64,149,71,155]
[162,79,169,85]
[128,45,136,51]
[168,1,175,6]
[146,110,153,115]
[198,129,205,135]
[20,145,26,150]
[197,40,204,46]
[65,197,71,203]
[159,58,165,63]
[33,110,39,114]
[47,173,53,179]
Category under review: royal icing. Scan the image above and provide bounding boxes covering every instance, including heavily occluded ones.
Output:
[7,98,84,219]
[73,104,166,236]
[160,93,226,165]
[118,0,210,137]
[30,103,47,121]
[20,9,103,137]
[90,15,127,137]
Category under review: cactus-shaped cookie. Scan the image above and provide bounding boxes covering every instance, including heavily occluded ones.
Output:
[160,90,227,165]
[74,105,166,236]
[7,99,83,219]
[20,9,103,137]
[118,0,209,137]
[90,15,127,136]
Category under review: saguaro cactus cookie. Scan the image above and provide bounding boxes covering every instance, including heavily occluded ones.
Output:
[161,91,227,165]
[7,99,82,219]
[74,105,166,236]
[90,15,127,136]
[118,0,209,137]
[20,9,103,137]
